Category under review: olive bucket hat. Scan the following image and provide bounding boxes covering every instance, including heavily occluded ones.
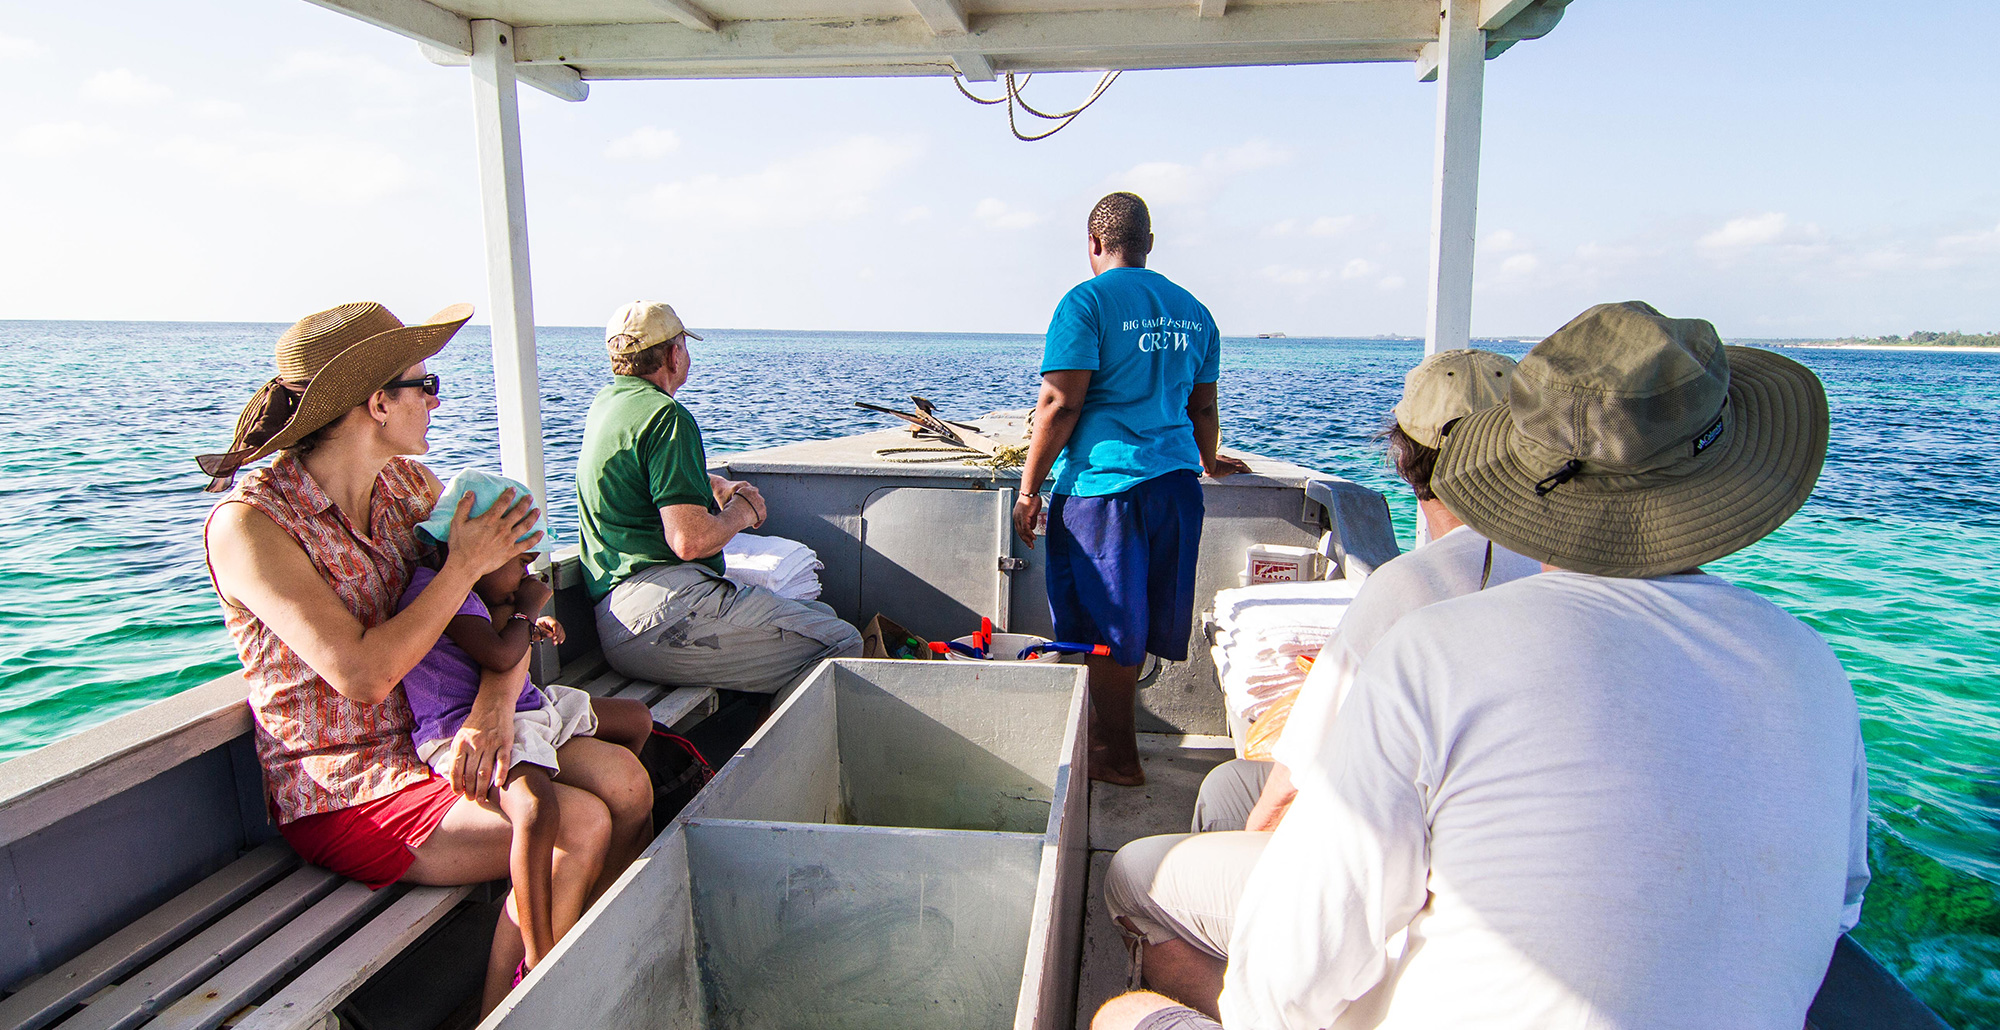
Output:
[1430,301,1830,578]
[197,301,473,492]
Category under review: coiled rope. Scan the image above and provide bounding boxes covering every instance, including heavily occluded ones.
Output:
[954,70,1123,142]
[876,445,982,464]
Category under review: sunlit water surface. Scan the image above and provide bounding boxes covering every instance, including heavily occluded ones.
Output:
[1,322,1995,1023]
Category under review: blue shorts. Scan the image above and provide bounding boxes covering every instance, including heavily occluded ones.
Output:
[1045,470,1204,668]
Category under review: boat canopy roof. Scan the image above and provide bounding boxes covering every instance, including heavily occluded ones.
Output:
[295,0,1571,516]
[306,0,1569,88]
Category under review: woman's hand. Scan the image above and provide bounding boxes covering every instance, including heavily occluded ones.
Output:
[442,488,542,578]
[446,655,527,799]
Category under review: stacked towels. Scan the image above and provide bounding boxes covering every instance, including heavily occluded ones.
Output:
[1210,578,1365,724]
[723,534,825,601]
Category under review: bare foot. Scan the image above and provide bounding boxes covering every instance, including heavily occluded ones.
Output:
[1090,747,1146,786]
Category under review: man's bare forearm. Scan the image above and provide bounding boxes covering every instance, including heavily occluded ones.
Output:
[1022,373,1090,495]
[1191,406,1222,471]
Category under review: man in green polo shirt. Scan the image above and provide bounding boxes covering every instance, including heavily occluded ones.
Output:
[578,300,862,696]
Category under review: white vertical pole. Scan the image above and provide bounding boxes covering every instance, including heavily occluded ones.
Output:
[469,19,546,509]
[1422,0,1485,356]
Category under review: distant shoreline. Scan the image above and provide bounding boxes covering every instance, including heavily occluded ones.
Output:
[1762,342,2000,355]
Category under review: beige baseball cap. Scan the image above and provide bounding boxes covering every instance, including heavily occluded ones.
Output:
[605,300,703,356]
[1391,348,1518,449]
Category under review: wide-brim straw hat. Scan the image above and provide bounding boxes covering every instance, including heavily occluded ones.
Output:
[197,301,473,491]
[1431,301,1829,578]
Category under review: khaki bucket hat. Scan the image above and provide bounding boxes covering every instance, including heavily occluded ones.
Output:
[1392,348,1517,449]
[1430,301,1829,578]
[196,301,473,491]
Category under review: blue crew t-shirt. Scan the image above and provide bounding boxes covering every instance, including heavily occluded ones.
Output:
[1040,266,1221,497]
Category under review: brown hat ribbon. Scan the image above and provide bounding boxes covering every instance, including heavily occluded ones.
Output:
[197,377,306,492]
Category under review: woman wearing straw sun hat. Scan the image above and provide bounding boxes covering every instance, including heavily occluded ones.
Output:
[199,301,651,1013]
[1101,302,1869,1030]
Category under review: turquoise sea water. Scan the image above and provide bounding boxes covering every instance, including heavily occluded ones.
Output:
[2,321,1996,1024]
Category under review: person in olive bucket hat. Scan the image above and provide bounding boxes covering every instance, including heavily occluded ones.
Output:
[1102,302,1871,1030]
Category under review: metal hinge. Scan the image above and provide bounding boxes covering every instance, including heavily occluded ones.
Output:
[998,556,1027,571]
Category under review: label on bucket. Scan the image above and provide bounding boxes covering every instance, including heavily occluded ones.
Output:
[1245,544,1317,583]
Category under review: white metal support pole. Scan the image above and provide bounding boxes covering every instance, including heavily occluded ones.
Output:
[1422,0,1485,356]
[469,19,547,509]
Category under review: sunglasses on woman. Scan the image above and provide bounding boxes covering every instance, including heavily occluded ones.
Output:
[385,373,442,397]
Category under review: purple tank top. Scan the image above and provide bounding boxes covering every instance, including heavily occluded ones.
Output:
[398,566,543,750]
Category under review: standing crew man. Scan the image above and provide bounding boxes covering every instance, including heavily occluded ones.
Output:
[578,301,862,699]
[1014,193,1249,786]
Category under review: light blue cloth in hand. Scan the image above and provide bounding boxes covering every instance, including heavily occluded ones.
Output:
[417,469,554,552]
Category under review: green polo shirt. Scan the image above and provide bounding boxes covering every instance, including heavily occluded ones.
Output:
[576,376,725,599]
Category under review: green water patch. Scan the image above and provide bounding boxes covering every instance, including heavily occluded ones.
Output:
[1,325,1995,1018]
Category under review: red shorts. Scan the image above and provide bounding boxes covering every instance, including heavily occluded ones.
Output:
[277,776,463,889]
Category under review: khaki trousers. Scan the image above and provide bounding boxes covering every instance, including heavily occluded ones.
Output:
[1103,830,1270,960]
[597,562,863,699]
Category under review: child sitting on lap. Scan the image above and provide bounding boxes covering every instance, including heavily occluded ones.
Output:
[400,471,618,974]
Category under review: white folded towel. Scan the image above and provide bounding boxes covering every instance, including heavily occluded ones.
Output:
[723,534,825,602]
[1211,578,1364,723]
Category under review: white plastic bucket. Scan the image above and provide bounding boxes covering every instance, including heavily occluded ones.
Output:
[943,632,1063,664]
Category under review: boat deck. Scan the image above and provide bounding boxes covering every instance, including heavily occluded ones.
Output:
[1076,736,1235,1026]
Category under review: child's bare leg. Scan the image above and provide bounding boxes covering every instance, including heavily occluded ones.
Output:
[495,765,561,968]
[589,696,654,757]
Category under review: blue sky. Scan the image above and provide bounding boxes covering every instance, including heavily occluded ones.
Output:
[1,1,1995,337]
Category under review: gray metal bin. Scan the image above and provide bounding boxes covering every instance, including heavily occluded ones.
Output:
[486,659,1090,1030]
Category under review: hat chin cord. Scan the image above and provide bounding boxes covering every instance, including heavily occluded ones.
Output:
[1532,459,1583,497]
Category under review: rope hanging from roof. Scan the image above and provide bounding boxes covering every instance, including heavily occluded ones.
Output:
[954,70,1122,141]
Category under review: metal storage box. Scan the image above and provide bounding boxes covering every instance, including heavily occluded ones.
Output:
[486,659,1090,1030]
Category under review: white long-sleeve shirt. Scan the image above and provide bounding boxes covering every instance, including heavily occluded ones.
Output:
[1223,570,1870,1030]
[1273,525,1540,772]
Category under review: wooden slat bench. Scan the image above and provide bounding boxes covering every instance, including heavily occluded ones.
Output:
[0,843,477,1030]
[551,653,718,735]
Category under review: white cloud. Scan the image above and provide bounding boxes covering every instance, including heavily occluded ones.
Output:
[1377,275,1406,292]
[1500,253,1540,276]
[83,69,171,106]
[1306,215,1355,237]
[0,34,44,60]
[1260,264,1319,286]
[1484,229,1527,252]
[605,127,681,161]
[898,205,932,224]
[635,136,921,228]
[271,50,413,92]
[1340,258,1379,280]
[153,133,413,203]
[9,122,120,158]
[1700,212,1801,249]
[196,100,247,120]
[1111,139,1291,207]
[1697,212,1829,268]
[1937,220,2000,254]
[1576,240,1645,264]
[973,198,1043,230]
[1268,215,1355,238]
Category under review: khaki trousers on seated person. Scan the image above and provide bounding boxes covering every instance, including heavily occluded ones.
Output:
[597,562,864,701]
[1104,830,1270,964]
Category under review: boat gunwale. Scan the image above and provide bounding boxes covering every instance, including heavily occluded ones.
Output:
[0,673,251,849]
